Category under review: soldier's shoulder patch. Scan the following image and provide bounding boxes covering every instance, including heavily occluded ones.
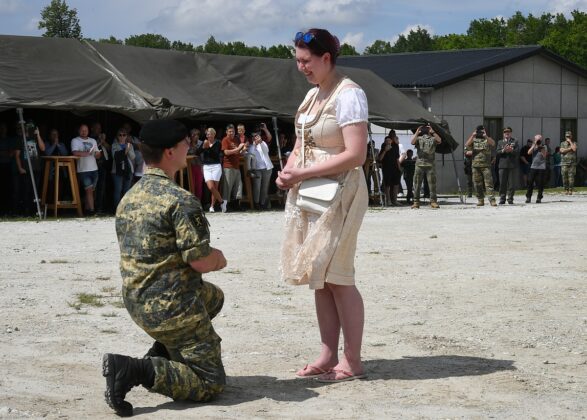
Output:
[189,211,210,236]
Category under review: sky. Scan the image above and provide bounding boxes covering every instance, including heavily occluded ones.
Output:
[0,0,585,52]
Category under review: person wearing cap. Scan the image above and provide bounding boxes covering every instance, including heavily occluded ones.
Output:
[465,125,497,206]
[103,119,227,417]
[496,127,519,204]
[560,130,577,195]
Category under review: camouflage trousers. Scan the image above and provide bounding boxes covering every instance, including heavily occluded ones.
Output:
[561,165,576,191]
[413,165,437,202]
[472,166,495,201]
[145,280,226,402]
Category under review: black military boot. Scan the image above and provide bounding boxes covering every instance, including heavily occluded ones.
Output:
[103,353,155,417]
[144,341,170,359]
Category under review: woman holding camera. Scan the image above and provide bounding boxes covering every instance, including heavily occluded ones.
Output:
[277,28,369,383]
[525,134,548,203]
[111,129,135,210]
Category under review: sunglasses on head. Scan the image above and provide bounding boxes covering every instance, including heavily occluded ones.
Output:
[295,31,316,44]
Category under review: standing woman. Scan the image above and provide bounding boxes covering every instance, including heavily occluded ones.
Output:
[200,127,226,213]
[277,28,369,382]
[378,132,402,206]
[111,129,135,210]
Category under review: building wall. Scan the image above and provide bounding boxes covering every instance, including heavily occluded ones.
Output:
[400,55,587,193]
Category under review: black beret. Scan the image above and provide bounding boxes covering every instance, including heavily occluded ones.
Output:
[139,119,188,148]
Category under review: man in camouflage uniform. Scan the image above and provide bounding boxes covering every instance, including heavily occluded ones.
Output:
[465,125,497,206]
[560,130,577,195]
[496,127,519,204]
[103,119,227,417]
[411,124,442,209]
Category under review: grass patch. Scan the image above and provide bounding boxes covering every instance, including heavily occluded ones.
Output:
[100,329,118,334]
[101,312,118,318]
[49,259,69,264]
[75,293,104,307]
[367,251,381,255]
[225,269,242,275]
[101,286,117,294]
[96,276,111,281]
[67,301,82,310]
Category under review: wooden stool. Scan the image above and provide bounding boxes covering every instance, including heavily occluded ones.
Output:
[41,156,83,217]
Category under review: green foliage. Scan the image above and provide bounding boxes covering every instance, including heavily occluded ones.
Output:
[541,11,587,68]
[125,33,171,49]
[339,43,359,56]
[98,36,123,45]
[171,40,195,52]
[392,27,435,52]
[363,40,393,55]
[38,0,82,39]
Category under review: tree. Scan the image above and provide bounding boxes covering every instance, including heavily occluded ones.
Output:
[339,43,359,56]
[98,36,123,45]
[466,17,507,47]
[171,40,195,52]
[125,34,171,50]
[392,26,434,52]
[38,0,82,39]
[541,10,587,68]
[267,44,294,59]
[433,33,472,51]
[363,40,393,55]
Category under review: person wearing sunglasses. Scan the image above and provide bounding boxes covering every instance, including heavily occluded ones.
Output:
[111,129,135,209]
[277,28,369,383]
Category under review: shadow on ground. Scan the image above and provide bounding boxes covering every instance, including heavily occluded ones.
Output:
[132,355,514,414]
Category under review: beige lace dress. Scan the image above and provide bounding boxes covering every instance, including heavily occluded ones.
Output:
[280,77,369,290]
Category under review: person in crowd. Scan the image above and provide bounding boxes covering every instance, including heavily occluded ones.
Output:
[553,146,562,187]
[525,134,548,203]
[519,139,532,187]
[111,129,135,210]
[44,129,68,156]
[104,119,227,417]
[465,125,497,206]
[378,134,401,206]
[13,121,45,215]
[221,124,246,209]
[401,149,415,204]
[236,123,250,145]
[71,123,101,216]
[248,130,274,210]
[544,137,553,186]
[560,131,577,195]
[188,128,204,200]
[123,122,144,185]
[91,122,112,214]
[200,127,226,213]
[363,139,378,197]
[277,28,369,383]
[496,127,519,205]
[411,124,442,209]
[0,122,15,215]
[464,149,473,198]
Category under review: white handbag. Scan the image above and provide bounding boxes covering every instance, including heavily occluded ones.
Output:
[295,107,341,214]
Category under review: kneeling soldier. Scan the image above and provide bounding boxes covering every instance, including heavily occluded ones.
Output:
[103,120,227,417]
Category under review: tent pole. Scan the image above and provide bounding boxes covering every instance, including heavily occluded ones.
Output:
[16,108,43,220]
[450,148,464,203]
[367,124,384,207]
[271,117,283,171]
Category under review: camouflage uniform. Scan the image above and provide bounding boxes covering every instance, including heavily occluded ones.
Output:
[468,138,495,202]
[560,139,577,192]
[116,167,225,402]
[413,134,438,203]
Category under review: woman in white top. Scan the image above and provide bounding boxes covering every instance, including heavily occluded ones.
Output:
[277,28,369,383]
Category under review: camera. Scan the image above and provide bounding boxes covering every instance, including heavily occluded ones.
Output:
[420,126,429,135]
[475,125,485,138]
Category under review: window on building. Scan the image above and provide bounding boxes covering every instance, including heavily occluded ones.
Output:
[560,119,577,143]
[483,118,503,139]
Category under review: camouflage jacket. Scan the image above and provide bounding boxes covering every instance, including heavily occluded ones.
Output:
[560,140,577,166]
[415,135,437,167]
[469,138,493,168]
[115,167,211,332]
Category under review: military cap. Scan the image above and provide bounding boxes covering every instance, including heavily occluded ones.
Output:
[565,131,572,136]
[503,127,512,133]
[139,119,188,148]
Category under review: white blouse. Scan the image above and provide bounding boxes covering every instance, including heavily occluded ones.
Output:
[297,87,369,128]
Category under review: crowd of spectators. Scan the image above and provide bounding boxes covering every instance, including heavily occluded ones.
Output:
[0,118,296,217]
[0,118,582,217]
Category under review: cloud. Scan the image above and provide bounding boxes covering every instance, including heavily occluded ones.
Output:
[341,32,364,48]
[548,0,587,14]
[0,0,20,14]
[146,0,373,45]
[25,16,39,32]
